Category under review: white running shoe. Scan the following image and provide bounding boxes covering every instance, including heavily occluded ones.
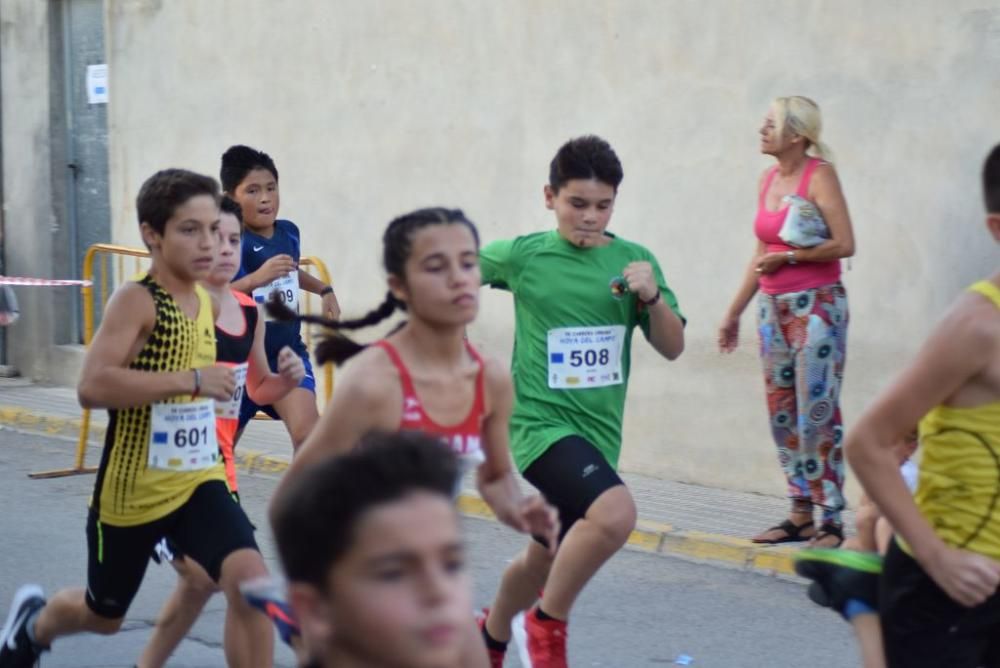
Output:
[511,611,531,667]
[0,584,46,668]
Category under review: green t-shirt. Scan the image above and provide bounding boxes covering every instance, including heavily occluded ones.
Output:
[480,230,684,472]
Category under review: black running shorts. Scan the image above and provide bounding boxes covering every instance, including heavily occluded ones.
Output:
[85,480,258,619]
[523,435,625,544]
[880,539,1000,668]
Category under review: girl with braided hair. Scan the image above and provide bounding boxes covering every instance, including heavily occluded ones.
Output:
[267,207,559,667]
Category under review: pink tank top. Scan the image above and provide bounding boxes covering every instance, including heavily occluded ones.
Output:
[754,157,841,295]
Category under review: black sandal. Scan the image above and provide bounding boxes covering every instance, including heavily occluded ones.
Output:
[752,519,815,544]
[809,522,844,548]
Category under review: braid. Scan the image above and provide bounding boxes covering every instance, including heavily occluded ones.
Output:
[313,334,368,367]
[262,206,480,367]
[266,292,399,331]
[265,292,401,365]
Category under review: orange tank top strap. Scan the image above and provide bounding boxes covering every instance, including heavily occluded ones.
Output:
[234,290,258,308]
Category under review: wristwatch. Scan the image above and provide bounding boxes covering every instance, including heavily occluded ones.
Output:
[320,285,335,296]
[785,251,797,265]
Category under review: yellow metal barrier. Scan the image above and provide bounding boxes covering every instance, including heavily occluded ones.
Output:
[29,244,334,479]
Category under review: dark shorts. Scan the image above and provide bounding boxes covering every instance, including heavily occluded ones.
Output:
[151,490,246,564]
[237,338,315,429]
[523,435,624,544]
[880,539,1000,668]
[86,480,258,619]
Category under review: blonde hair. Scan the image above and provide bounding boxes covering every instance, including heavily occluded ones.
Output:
[771,96,832,162]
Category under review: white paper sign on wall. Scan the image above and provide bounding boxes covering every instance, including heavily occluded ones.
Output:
[86,64,108,104]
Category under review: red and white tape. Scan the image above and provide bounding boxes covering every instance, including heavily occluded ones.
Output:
[0,276,92,287]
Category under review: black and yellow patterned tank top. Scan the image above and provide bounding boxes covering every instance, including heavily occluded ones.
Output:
[913,280,1000,560]
[91,274,226,526]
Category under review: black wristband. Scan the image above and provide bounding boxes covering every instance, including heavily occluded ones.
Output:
[320,285,334,297]
[641,289,661,306]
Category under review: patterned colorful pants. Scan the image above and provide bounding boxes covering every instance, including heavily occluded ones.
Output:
[757,282,849,525]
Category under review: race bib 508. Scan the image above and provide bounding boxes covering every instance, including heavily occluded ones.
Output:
[547,325,625,389]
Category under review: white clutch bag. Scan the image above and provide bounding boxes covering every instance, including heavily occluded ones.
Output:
[779,195,830,248]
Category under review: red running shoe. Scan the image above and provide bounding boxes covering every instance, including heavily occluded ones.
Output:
[475,608,506,668]
[523,606,568,668]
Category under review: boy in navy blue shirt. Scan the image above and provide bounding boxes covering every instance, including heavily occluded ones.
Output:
[222,145,340,451]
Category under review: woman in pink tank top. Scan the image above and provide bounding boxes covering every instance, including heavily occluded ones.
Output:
[719,96,856,548]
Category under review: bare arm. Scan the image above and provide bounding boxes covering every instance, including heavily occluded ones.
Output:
[793,163,855,262]
[718,240,764,353]
[269,356,394,521]
[299,268,340,319]
[720,168,769,334]
[729,240,766,318]
[644,298,685,360]
[476,360,518,513]
[229,275,256,295]
[846,296,1000,606]
[290,368,387,471]
[476,358,560,551]
[77,284,216,408]
[245,305,299,406]
[622,261,684,361]
[231,254,300,294]
[298,269,328,295]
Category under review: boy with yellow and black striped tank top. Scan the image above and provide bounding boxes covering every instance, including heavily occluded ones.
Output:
[837,144,1000,668]
[0,170,275,668]
[93,273,224,524]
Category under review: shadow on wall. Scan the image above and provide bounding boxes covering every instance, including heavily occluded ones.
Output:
[919,8,1000,308]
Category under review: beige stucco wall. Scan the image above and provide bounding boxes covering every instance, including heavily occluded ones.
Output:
[1,0,58,380]
[104,1,1000,497]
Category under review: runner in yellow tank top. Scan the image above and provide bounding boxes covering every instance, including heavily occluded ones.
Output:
[801,145,1000,668]
[92,274,225,525]
[0,170,276,668]
[912,279,1000,563]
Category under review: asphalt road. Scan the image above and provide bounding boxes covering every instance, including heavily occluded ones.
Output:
[0,429,858,667]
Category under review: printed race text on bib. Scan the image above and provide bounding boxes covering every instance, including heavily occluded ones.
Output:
[215,362,249,420]
[547,325,626,389]
[253,271,299,321]
[148,399,219,471]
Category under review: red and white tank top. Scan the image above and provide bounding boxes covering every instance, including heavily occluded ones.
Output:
[372,339,486,465]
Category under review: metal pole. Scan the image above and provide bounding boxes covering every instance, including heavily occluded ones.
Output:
[0,5,6,366]
[61,0,82,343]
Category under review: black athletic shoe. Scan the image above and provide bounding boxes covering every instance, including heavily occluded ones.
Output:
[0,585,47,668]
[794,549,882,617]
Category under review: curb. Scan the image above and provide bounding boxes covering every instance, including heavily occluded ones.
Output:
[456,495,797,576]
[0,406,101,440]
[1,403,797,577]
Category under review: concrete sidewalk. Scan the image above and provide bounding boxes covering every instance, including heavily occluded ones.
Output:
[0,377,854,577]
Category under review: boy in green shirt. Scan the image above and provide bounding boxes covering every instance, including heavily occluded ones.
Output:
[478,136,685,667]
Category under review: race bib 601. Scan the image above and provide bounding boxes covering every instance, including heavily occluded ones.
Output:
[148,399,219,471]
